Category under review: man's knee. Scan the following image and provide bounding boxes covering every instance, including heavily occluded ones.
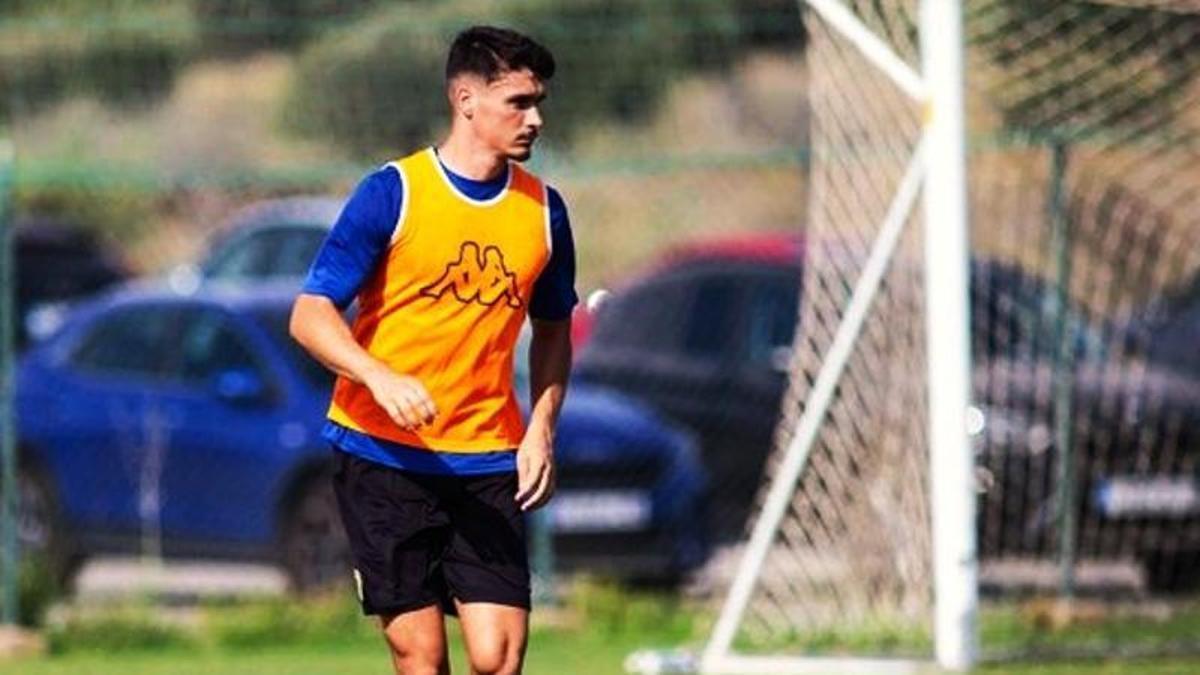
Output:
[380,613,447,675]
[388,648,447,675]
[467,634,523,675]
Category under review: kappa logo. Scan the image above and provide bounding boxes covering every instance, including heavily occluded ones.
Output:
[421,241,523,308]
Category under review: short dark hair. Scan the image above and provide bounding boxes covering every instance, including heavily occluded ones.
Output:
[446,26,555,83]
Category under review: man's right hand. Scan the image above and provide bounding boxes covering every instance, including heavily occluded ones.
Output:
[362,367,438,430]
[289,294,439,431]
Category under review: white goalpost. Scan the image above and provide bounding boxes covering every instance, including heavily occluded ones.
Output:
[628,1,977,672]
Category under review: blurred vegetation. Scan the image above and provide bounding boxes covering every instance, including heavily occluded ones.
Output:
[282,0,804,156]
[46,603,198,654]
[0,0,803,149]
[14,181,159,243]
[16,584,1200,674]
[0,1,196,119]
[1,0,807,278]
[36,577,702,658]
[6,0,1194,287]
[203,593,374,649]
[563,575,698,641]
[191,0,383,52]
[18,554,65,628]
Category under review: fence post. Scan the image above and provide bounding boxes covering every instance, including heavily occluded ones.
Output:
[0,137,16,626]
[1048,139,1078,600]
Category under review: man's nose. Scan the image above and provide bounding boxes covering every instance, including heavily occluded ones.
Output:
[526,106,543,129]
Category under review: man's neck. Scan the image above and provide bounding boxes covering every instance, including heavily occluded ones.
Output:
[436,135,507,182]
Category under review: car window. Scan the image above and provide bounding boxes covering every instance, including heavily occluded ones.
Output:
[175,308,262,383]
[253,308,336,390]
[71,305,177,377]
[745,277,800,366]
[970,262,1106,362]
[206,226,327,281]
[683,277,741,359]
[205,233,275,281]
[269,228,327,278]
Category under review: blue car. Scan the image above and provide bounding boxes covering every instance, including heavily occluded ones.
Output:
[14,282,708,589]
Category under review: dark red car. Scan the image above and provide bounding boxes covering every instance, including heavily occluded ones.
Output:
[574,232,804,541]
[574,232,1200,592]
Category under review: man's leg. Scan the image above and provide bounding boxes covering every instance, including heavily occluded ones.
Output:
[456,601,528,675]
[441,471,531,675]
[380,604,451,675]
[332,452,455,674]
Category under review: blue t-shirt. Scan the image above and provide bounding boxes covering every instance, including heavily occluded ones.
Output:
[302,153,578,475]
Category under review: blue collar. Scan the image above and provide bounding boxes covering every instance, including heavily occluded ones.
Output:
[433,149,509,202]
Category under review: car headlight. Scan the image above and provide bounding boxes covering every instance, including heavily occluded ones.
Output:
[26,301,69,341]
[969,405,1053,455]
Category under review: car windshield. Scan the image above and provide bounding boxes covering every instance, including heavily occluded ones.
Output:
[970,262,1109,364]
[254,307,335,390]
[205,225,327,281]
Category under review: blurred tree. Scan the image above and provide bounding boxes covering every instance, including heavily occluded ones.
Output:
[0,34,190,120]
[283,0,807,157]
[0,0,196,120]
[282,9,451,159]
[192,0,388,53]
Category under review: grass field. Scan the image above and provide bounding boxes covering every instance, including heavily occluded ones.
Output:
[10,631,652,675]
[8,585,1200,674]
[11,635,1200,674]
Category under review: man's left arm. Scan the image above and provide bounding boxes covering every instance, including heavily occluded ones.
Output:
[515,186,578,511]
[515,318,572,511]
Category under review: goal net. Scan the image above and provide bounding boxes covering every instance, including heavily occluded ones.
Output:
[685,0,1200,672]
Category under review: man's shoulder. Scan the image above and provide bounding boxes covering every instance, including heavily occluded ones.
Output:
[353,163,403,202]
[510,164,564,203]
[545,184,567,220]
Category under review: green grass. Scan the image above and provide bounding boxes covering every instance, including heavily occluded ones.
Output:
[13,615,668,675]
[979,600,1200,660]
[11,579,702,674]
[11,630,656,675]
[14,643,1200,675]
[10,588,1200,674]
[979,660,1200,674]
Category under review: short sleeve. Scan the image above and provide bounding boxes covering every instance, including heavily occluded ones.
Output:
[529,186,579,321]
[301,166,402,309]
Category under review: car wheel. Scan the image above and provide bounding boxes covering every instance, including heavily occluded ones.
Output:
[1141,549,1200,593]
[279,476,349,594]
[13,463,79,586]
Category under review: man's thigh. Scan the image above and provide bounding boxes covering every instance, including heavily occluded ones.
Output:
[332,450,454,615]
[442,471,531,610]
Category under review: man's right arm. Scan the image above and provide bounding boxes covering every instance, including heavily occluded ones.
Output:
[289,294,435,429]
[288,164,435,430]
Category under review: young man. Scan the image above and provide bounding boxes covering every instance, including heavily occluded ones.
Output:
[289,26,576,675]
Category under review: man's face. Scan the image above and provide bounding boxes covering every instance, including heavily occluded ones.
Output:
[463,68,546,161]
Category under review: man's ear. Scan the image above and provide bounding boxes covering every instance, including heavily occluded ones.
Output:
[449,76,478,120]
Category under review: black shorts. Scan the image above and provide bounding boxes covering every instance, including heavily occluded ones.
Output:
[331,450,530,617]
